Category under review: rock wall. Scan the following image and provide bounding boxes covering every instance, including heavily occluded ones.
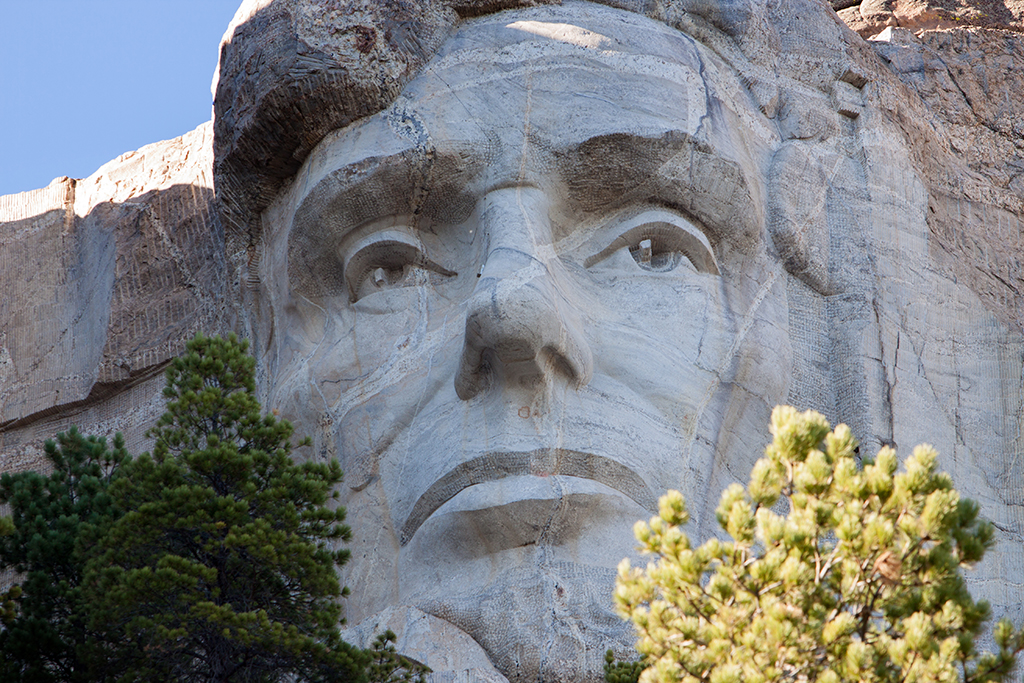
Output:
[833,0,1024,35]
[0,123,230,473]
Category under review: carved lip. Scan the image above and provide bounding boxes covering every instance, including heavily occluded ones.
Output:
[399,448,659,545]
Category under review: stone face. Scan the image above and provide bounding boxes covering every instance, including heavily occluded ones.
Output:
[226,1,1024,681]
[250,8,789,680]
[1,1,1023,682]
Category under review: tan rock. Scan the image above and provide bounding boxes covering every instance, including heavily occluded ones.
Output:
[835,0,1024,37]
[0,123,229,473]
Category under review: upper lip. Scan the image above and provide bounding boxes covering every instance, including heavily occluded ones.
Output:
[399,448,659,545]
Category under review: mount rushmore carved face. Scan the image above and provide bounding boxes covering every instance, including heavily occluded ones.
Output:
[256,2,788,679]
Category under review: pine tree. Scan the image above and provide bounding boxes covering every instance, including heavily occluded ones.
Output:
[615,406,1024,683]
[82,333,365,682]
[0,427,129,683]
[604,649,645,683]
[365,631,430,683]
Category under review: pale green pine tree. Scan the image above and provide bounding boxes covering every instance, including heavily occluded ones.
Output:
[615,406,1024,683]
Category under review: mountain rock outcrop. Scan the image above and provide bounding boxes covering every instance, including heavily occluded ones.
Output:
[1,2,1021,681]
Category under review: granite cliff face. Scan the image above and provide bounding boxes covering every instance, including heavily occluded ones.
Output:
[0,124,230,472]
[1,2,1022,682]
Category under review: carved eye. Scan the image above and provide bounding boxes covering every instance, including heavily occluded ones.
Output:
[626,227,691,272]
[344,230,456,302]
[585,211,719,275]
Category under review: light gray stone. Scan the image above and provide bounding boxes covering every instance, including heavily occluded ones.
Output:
[340,606,509,682]
[1,1,1023,682]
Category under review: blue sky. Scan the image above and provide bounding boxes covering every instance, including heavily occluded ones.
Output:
[0,1,242,196]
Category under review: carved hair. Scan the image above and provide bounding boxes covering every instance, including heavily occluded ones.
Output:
[211,0,862,241]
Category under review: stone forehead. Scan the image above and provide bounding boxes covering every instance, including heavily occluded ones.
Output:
[212,0,859,239]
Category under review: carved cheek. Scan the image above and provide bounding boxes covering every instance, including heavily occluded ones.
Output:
[588,274,723,421]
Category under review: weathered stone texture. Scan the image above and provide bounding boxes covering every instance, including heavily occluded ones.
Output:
[212,0,462,237]
[867,26,1024,325]
[0,123,228,473]
[834,0,1024,36]
[0,1,1021,682]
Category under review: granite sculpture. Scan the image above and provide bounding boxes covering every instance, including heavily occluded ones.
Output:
[1,1,1023,682]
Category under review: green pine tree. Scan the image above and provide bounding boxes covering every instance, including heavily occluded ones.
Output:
[365,630,430,683]
[82,332,366,682]
[604,649,645,683]
[615,406,1024,683]
[0,427,130,683]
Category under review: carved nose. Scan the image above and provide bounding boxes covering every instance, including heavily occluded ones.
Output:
[454,189,593,401]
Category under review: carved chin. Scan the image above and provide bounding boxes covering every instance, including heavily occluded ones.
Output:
[418,561,635,683]
[394,476,648,682]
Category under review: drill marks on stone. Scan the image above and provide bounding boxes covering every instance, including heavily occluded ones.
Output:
[98,182,224,383]
[785,275,834,419]
[0,177,89,423]
[0,179,74,233]
[0,370,168,481]
[399,448,658,545]
[685,267,780,443]
[929,193,1024,332]
[1,122,225,472]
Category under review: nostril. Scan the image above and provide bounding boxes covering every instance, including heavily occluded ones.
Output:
[541,346,579,386]
[493,338,539,366]
[453,302,593,400]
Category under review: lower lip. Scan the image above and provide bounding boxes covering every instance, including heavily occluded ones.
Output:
[405,474,649,554]
[397,448,659,546]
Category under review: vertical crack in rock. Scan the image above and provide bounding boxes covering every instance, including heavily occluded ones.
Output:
[692,47,715,152]
[871,298,897,450]
[386,105,436,223]
[535,447,563,683]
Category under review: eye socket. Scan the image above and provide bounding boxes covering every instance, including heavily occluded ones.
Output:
[585,212,720,275]
[344,229,456,302]
[626,228,690,273]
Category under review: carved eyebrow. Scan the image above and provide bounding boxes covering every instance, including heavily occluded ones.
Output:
[289,145,482,298]
[293,140,489,236]
[294,148,431,239]
[554,131,761,250]
[289,152,424,298]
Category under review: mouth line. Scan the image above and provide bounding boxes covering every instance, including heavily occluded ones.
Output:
[399,448,659,545]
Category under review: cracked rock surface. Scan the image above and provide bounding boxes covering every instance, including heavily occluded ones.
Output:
[2,1,1023,681]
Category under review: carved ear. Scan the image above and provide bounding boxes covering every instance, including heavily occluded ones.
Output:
[767,141,830,294]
